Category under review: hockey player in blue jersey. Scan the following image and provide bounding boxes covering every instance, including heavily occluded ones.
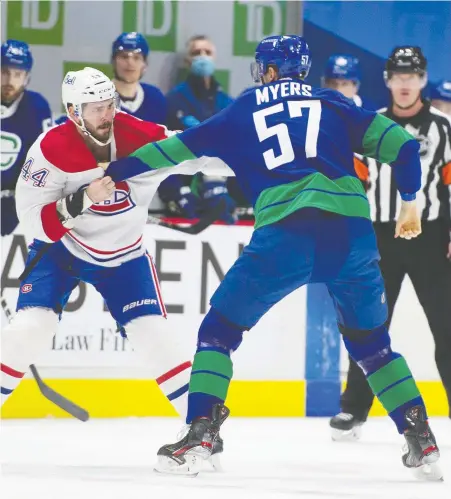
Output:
[102,35,442,480]
[111,32,167,124]
[54,32,167,126]
[322,54,375,110]
[431,79,451,117]
[1,39,52,235]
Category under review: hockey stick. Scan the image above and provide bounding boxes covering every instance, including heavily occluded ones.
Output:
[146,197,227,235]
[29,365,89,422]
[0,292,89,422]
[8,201,223,419]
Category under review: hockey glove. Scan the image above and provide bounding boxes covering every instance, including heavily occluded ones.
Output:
[158,176,200,219]
[200,180,237,225]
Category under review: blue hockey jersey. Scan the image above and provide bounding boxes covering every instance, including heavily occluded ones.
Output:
[119,82,167,124]
[106,80,422,229]
[1,90,52,190]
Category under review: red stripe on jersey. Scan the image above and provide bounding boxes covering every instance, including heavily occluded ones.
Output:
[40,113,170,174]
[114,111,170,157]
[147,254,167,318]
[68,233,142,255]
[156,361,192,385]
[41,202,69,242]
[1,363,25,379]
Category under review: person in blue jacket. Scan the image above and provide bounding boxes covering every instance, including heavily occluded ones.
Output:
[159,35,236,223]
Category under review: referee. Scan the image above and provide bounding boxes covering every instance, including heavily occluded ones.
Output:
[330,46,451,440]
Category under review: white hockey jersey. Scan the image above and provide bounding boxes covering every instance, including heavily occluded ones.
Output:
[15,111,231,267]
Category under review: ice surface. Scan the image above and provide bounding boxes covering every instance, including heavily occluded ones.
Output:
[1,417,450,499]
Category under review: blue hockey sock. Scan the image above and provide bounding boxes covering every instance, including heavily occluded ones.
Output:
[343,325,426,433]
[186,346,232,424]
[186,308,243,424]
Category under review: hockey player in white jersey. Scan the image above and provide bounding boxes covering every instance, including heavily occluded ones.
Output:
[1,68,198,431]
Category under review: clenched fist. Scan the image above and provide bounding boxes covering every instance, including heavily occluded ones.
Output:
[86,176,115,204]
[395,200,422,240]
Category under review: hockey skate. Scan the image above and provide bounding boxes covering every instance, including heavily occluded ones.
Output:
[154,404,230,477]
[402,405,443,482]
[329,412,364,441]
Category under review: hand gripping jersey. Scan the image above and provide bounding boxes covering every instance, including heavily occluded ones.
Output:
[105,81,421,230]
[15,112,173,266]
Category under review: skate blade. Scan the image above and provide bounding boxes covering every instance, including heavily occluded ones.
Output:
[412,452,444,482]
[331,426,362,442]
[154,449,209,477]
[204,453,223,473]
[411,462,444,482]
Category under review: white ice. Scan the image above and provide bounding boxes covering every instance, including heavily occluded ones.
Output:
[1,417,450,499]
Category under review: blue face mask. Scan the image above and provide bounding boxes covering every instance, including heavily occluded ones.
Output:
[190,56,215,77]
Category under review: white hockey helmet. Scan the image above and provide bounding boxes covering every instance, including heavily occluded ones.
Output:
[62,67,117,146]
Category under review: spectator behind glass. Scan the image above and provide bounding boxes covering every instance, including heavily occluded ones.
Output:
[158,35,236,223]
[431,80,451,117]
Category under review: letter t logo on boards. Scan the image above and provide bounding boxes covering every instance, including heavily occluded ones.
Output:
[6,1,65,46]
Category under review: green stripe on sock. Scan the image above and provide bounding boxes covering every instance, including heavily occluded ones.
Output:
[377,378,421,414]
[192,351,233,379]
[158,135,198,164]
[367,357,412,395]
[189,372,230,400]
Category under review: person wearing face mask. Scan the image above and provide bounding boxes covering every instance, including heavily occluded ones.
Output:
[1,40,53,236]
[158,35,236,223]
[431,80,451,118]
[330,46,451,441]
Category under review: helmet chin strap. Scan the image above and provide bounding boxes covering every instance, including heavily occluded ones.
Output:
[68,105,115,147]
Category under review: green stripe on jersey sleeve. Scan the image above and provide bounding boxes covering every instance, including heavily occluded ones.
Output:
[362,114,415,164]
[131,135,198,169]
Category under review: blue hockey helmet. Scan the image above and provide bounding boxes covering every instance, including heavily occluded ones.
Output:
[251,35,311,83]
[323,54,360,83]
[1,39,33,72]
[430,80,451,102]
[112,32,149,58]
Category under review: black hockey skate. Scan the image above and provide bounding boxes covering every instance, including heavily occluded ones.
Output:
[329,412,364,441]
[402,405,443,481]
[154,404,230,476]
[208,432,224,472]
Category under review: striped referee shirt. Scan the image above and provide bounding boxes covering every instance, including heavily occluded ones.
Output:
[355,102,451,226]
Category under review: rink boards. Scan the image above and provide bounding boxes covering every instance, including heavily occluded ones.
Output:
[1,223,448,418]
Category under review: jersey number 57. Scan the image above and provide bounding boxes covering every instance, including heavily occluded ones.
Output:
[253,100,322,170]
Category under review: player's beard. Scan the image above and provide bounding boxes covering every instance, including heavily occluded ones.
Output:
[89,121,113,144]
[1,85,24,105]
